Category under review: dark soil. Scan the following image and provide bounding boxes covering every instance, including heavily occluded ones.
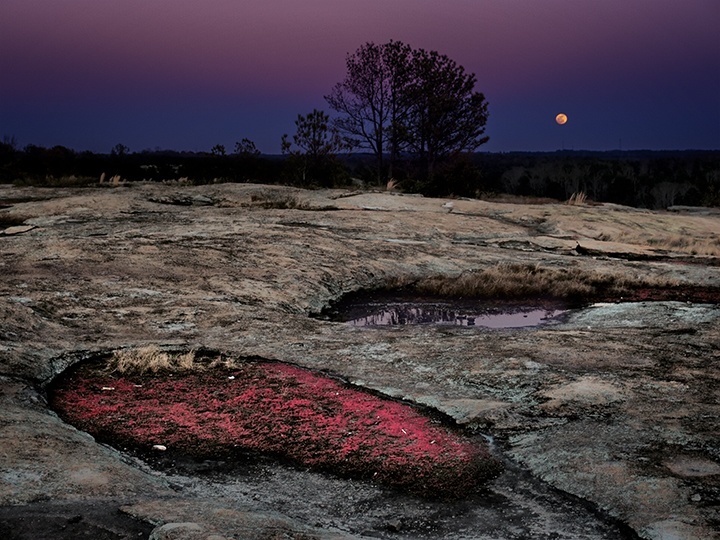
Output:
[0,214,27,228]
[135,450,642,540]
[0,501,153,540]
[613,285,720,303]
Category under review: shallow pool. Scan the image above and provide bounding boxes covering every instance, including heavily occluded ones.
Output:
[327,296,571,329]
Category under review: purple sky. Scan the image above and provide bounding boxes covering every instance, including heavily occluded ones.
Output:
[1,0,718,154]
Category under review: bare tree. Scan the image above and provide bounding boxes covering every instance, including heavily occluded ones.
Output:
[325,41,413,184]
[652,181,691,209]
[327,41,488,188]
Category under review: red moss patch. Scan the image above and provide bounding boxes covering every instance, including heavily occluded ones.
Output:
[50,359,501,498]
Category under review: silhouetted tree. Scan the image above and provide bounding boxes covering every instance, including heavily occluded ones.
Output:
[405,48,489,186]
[234,138,260,157]
[1,135,18,152]
[111,143,129,156]
[325,41,413,184]
[652,181,691,209]
[231,138,261,182]
[210,144,226,157]
[281,109,347,186]
[0,136,19,183]
[327,41,488,191]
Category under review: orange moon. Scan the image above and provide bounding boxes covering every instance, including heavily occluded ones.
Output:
[555,113,568,125]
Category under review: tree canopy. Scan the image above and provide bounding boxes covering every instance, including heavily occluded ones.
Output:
[326,41,489,187]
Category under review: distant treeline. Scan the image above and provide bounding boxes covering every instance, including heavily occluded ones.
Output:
[1,140,718,209]
[475,150,720,209]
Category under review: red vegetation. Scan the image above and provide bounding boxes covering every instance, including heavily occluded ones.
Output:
[50,359,501,498]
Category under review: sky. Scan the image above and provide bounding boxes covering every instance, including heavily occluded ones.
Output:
[1,0,718,154]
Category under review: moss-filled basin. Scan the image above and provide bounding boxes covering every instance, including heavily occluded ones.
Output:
[49,350,501,498]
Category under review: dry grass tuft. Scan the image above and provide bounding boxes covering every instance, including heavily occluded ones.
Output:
[245,189,338,211]
[109,345,172,374]
[248,190,312,210]
[614,230,720,257]
[107,346,242,374]
[640,234,720,257]
[108,345,198,374]
[567,191,588,205]
[404,263,676,301]
[98,173,123,185]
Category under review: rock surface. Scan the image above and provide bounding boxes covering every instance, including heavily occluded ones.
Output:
[1,183,719,539]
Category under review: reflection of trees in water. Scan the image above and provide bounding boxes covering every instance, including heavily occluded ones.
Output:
[354,305,458,326]
[349,304,567,328]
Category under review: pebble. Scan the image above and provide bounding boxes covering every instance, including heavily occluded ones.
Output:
[152,444,167,451]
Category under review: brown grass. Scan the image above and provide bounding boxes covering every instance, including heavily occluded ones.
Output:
[616,231,720,257]
[386,263,677,302]
[106,346,236,374]
[99,173,124,186]
[109,345,173,374]
[567,191,588,205]
[247,189,312,210]
[245,189,339,211]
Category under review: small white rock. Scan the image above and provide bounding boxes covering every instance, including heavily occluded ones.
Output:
[101,386,115,391]
[152,444,167,451]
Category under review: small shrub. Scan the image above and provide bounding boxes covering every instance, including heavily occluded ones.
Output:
[245,189,338,211]
[248,190,310,209]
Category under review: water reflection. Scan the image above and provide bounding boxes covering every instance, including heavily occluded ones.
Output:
[342,302,568,329]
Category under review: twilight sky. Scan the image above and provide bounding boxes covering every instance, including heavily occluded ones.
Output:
[1,0,718,154]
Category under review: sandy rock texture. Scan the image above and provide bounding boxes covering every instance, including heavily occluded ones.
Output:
[1,183,719,539]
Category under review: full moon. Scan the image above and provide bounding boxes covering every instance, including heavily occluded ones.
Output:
[555,113,568,125]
